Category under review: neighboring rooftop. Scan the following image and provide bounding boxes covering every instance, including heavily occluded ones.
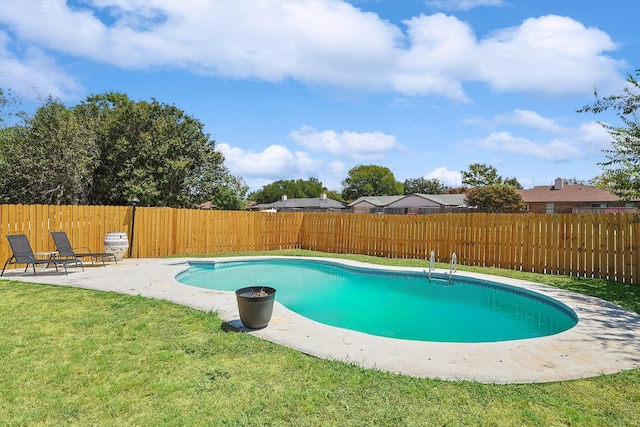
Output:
[516,178,621,203]
[348,195,405,207]
[414,193,467,207]
[250,194,346,211]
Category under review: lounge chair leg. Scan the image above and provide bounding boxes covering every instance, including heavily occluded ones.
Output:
[1,258,12,276]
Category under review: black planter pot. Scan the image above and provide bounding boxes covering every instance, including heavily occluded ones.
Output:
[235,286,276,329]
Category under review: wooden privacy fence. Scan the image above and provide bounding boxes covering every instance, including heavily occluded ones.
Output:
[301,212,639,285]
[0,204,131,258]
[130,208,303,257]
[0,205,304,261]
[0,205,638,285]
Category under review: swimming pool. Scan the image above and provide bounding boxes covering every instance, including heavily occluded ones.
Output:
[176,258,578,343]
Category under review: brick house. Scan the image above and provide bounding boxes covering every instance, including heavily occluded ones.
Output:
[516,178,639,214]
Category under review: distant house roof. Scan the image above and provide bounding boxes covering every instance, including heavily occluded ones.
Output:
[250,195,346,211]
[414,193,467,207]
[516,184,620,203]
[348,195,405,207]
[350,194,466,208]
[251,203,276,210]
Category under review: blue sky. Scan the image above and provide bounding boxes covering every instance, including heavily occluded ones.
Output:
[1,0,638,193]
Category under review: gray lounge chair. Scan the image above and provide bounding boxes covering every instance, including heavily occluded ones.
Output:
[50,231,117,266]
[1,234,84,276]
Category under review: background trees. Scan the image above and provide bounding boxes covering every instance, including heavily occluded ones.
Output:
[465,185,525,213]
[0,98,99,204]
[579,69,640,201]
[82,92,238,208]
[248,178,325,204]
[0,91,246,209]
[341,165,403,201]
[460,163,525,212]
[403,177,447,194]
[461,163,503,187]
[461,163,522,189]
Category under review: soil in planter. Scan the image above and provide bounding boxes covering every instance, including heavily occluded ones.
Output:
[246,287,269,297]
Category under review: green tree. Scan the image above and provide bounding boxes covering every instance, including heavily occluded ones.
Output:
[81,92,241,208]
[248,178,325,204]
[588,172,618,189]
[563,177,588,185]
[0,86,27,128]
[461,163,503,187]
[341,164,403,201]
[0,90,246,209]
[578,69,640,201]
[324,190,345,203]
[403,177,447,194]
[0,87,26,167]
[209,175,249,210]
[464,185,525,213]
[503,176,523,189]
[0,97,99,204]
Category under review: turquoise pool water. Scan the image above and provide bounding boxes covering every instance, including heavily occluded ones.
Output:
[176,259,578,343]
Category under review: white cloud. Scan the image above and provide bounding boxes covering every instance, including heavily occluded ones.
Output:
[328,160,347,177]
[495,109,567,134]
[288,125,400,160]
[216,143,321,178]
[324,160,348,191]
[427,0,505,12]
[576,121,612,150]
[425,167,462,187]
[473,15,623,94]
[459,108,614,166]
[0,1,625,101]
[474,131,582,161]
[394,13,475,100]
[217,142,351,192]
[0,31,83,100]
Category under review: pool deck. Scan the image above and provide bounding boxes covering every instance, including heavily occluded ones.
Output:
[3,256,640,384]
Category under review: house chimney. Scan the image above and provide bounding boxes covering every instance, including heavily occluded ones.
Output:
[281,194,287,201]
[320,193,327,200]
[554,178,563,190]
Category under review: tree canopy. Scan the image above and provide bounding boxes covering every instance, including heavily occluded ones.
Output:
[503,176,523,189]
[461,163,522,189]
[1,97,99,204]
[461,163,503,187]
[248,178,325,204]
[578,69,640,201]
[403,177,447,194]
[341,164,403,201]
[464,185,525,213]
[0,91,246,208]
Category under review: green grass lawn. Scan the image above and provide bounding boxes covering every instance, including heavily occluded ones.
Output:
[1,250,639,426]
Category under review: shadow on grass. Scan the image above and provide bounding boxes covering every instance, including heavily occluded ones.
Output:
[221,319,245,333]
[558,277,640,314]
